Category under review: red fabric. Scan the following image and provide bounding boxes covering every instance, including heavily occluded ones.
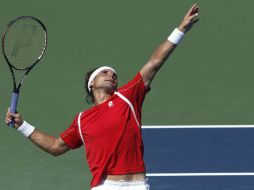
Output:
[60,72,148,188]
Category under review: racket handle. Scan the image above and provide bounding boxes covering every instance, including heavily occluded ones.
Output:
[9,92,19,127]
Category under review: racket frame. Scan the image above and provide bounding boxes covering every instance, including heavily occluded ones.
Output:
[2,16,47,126]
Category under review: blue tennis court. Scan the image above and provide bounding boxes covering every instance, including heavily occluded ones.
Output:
[142,126,254,190]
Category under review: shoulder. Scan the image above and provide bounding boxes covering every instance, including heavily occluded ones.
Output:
[118,72,144,91]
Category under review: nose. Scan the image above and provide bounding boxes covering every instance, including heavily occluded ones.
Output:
[107,71,113,76]
[107,70,117,79]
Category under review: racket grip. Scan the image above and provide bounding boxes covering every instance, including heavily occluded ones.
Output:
[9,92,19,127]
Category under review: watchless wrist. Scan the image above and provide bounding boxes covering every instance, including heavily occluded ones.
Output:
[167,28,185,45]
[17,121,35,138]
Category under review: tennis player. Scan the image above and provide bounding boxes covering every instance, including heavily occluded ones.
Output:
[6,4,199,190]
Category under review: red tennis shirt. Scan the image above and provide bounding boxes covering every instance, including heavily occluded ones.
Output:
[60,72,149,188]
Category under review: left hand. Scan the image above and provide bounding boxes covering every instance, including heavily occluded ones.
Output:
[178,4,199,33]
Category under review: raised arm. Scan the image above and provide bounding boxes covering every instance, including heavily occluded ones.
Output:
[140,4,199,87]
[5,110,70,156]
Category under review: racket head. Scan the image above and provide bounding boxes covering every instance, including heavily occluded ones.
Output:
[2,16,47,70]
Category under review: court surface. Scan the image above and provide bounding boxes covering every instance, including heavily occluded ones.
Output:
[143,126,254,190]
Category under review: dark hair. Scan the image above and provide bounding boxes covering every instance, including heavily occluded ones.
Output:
[84,67,99,104]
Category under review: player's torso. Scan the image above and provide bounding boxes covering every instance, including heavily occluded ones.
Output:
[82,94,129,142]
[80,93,144,171]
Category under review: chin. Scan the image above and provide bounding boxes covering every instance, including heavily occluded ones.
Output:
[104,85,116,94]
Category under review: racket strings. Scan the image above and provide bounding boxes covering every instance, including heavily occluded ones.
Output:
[3,17,46,69]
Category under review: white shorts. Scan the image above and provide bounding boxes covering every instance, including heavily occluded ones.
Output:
[91,179,150,190]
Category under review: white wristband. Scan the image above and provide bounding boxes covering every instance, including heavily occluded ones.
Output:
[17,121,35,138]
[167,28,185,45]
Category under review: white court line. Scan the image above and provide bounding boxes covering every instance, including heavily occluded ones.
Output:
[147,172,254,176]
[142,125,254,129]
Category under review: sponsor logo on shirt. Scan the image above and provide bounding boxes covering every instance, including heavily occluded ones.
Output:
[108,101,114,107]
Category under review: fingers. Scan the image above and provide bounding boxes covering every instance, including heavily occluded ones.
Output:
[187,4,199,17]
[6,108,12,123]
[184,4,199,24]
[186,4,200,25]
[5,113,12,124]
[178,4,200,33]
[5,108,23,128]
[6,108,17,117]
[189,11,199,23]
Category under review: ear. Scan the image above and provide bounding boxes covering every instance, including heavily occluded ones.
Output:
[90,80,94,86]
[89,80,95,91]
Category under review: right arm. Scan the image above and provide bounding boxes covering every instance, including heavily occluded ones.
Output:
[29,129,70,156]
[6,110,70,156]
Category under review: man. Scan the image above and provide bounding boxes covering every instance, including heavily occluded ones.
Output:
[6,4,199,190]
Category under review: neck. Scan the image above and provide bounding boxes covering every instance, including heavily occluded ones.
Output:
[93,90,114,106]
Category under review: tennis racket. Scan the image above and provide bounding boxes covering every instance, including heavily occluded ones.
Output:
[2,16,47,127]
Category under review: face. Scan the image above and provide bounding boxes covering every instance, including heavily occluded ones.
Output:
[91,69,118,93]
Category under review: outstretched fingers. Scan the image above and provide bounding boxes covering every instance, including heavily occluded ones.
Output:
[187,4,199,16]
[189,11,199,24]
[178,4,200,32]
